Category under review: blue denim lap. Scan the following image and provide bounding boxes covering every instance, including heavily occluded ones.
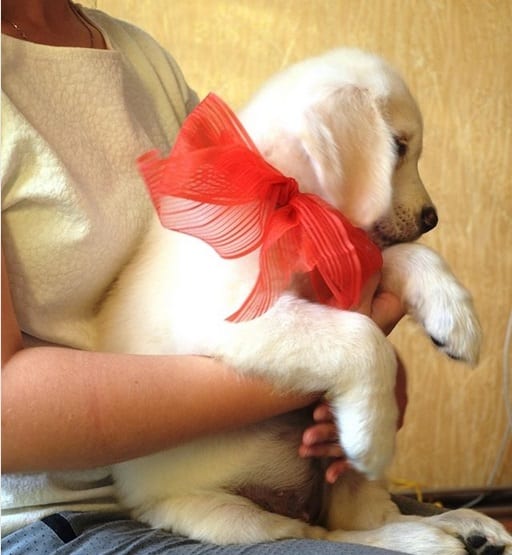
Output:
[1,511,409,555]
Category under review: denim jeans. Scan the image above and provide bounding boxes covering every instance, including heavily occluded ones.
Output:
[2,511,409,555]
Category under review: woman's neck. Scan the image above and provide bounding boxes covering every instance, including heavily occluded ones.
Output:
[1,0,106,49]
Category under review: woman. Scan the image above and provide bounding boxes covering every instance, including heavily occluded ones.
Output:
[1,1,407,553]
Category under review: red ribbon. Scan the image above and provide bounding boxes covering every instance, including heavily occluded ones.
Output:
[138,93,382,322]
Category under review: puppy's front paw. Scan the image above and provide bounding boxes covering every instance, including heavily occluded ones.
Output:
[329,331,399,479]
[216,298,399,479]
[382,244,482,365]
[418,277,482,365]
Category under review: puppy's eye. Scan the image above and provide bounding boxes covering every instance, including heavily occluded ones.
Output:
[394,137,408,158]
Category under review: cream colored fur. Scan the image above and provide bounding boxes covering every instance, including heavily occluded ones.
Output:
[98,48,510,554]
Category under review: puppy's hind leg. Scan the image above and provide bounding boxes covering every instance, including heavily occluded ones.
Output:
[325,469,401,532]
[324,470,470,554]
[328,510,512,555]
[327,522,468,555]
[133,491,328,544]
[424,509,512,554]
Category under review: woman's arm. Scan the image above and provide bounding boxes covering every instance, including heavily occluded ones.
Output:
[2,256,317,473]
[2,348,317,474]
[1,255,23,365]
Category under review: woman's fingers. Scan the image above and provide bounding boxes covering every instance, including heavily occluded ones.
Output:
[311,402,334,423]
[302,421,337,445]
[300,421,344,459]
[325,459,352,484]
[299,442,345,459]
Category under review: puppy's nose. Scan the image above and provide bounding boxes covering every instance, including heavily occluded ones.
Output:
[420,206,438,233]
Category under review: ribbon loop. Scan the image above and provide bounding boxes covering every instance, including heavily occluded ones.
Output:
[138,93,382,322]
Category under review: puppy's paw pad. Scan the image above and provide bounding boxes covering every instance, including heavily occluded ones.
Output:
[466,535,488,549]
[463,534,506,555]
[430,336,463,360]
[424,308,482,365]
[482,548,506,555]
[430,336,445,348]
[428,334,468,363]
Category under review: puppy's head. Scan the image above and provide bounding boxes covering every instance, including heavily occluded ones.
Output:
[240,48,437,247]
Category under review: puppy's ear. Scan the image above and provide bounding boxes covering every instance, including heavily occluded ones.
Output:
[300,86,395,229]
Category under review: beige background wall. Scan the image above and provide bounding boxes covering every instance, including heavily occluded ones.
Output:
[84,0,511,491]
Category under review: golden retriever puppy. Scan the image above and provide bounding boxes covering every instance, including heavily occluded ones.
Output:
[98,48,510,554]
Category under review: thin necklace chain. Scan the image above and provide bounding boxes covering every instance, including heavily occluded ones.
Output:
[3,19,28,40]
[2,1,95,48]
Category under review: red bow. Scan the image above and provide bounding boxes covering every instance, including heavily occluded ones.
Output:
[138,93,382,322]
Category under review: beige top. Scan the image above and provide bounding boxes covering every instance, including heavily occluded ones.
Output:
[1,7,198,533]
[2,7,197,350]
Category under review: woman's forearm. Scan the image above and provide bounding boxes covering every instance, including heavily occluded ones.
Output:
[2,346,317,473]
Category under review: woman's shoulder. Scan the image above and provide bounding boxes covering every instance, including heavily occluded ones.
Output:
[82,7,161,51]
[83,7,198,116]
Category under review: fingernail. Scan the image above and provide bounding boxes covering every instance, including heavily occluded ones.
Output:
[326,471,336,483]
[299,447,309,457]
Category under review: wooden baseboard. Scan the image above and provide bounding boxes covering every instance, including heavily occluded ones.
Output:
[399,487,512,532]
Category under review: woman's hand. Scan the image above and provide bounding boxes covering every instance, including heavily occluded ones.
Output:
[299,272,408,483]
[299,401,349,484]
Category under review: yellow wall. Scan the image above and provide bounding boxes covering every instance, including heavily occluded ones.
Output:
[85,0,512,490]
